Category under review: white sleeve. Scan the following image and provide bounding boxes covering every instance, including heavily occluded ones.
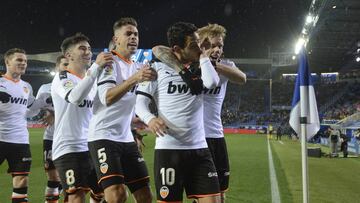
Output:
[26,83,35,107]
[66,63,102,104]
[135,80,157,125]
[200,57,220,88]
[26,84,42,117]
[97,63,118,106]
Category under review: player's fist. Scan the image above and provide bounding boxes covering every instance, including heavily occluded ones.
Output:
[0,91,11,103]
[200,37,212,59]
[179,68,203,95]
[135,65,157,83]
[95,52,114,68]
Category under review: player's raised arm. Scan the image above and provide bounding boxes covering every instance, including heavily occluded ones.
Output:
[65,52,113,104]
[26,86,48,117]
[199,38,220,88]
[215,60,246,84]
[102,63,156,106]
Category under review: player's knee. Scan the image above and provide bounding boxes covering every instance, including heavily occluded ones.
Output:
[90,191,104,203]
[133,186,152,203]
[12,175,29,188]
[47,169,60,181]
[68,190,86,203]
[104,184,128,203]
[197,195,221,203]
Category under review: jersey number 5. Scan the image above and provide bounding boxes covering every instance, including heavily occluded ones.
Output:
[97,148,107,163]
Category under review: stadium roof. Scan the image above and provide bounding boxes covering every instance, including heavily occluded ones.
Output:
[1,0,359,72]
[307,0,360,72]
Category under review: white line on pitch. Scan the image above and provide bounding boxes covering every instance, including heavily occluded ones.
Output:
[268,138,281,203]
[279,141,284,145]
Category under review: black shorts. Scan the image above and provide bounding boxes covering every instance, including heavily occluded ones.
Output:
[88,140,150,193]
[43,139,56,170]
[53,151,102,195]
[206,138,230,192]
[0,141,31,175]
[154,148,220,202]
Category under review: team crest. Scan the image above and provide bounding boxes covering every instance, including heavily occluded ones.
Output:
[100,162,109,174]
[160,186,169,199]
[104,66,113,75]
[23,86,29,93]
[63,80,74,90]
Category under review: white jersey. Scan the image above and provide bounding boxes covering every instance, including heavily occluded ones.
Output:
[136,61,208,150]
[203,59,236,138]
[35,83,54,140]
[0,75,34,144]
[51,70,96,160]
[88,51,141,143]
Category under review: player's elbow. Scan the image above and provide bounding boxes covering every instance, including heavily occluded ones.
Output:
[105,96,115,106]
[236,74,247,84]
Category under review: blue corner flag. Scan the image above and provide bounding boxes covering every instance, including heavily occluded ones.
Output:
[289,49,320,140]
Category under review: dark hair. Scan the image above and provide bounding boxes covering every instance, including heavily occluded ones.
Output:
[55,55,66,66]
[4,48,26,61]
[167,22,198,48]
[60,33,90,55]
[113,17,137,32]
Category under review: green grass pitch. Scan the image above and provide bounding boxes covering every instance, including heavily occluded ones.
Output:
[1,129,360,202]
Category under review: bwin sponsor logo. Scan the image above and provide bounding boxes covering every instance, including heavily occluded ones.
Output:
[167,81,190,94]
[78,99,93,108]
[203,86,221,95]
[10,97,28,105]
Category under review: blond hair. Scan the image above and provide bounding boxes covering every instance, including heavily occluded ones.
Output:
[197,23,226,41]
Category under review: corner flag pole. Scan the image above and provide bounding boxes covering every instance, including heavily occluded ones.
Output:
[300,116,309,203]
[290,48,320,203]
[300,60,310,203]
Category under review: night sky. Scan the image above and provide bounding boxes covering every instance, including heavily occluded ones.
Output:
[0,0,310,58]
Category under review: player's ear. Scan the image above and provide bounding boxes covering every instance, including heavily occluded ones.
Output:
[64,51,71,59]
[172,45,182,54]
[112,36,118,46]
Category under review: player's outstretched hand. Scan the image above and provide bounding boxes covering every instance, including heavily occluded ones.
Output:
[148,117,167,137]
[41,110,54,126]
[95,52,114,68]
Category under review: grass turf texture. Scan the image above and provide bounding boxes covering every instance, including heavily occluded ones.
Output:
[1,129,360,202]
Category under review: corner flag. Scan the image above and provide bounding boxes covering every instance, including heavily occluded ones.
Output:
[289,50,320,140]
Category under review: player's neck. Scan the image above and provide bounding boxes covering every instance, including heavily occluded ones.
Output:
[4,72,21,82]
[66,62,87,78]
[113,49,132,64]
[114,49,131,60]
